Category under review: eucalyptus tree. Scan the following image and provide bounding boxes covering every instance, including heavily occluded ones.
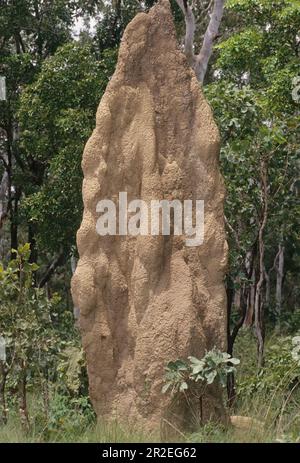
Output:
[0,0,79,258]
[175,0,226,82]
[205,0,300,375]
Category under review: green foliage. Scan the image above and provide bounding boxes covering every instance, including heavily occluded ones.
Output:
[187,422,228,443]
[189,350,240,387]
[1,332,300,442]
[205,0,300,329]
[238,335,300,397]
[56,345,87,396]
[0,1,75,60]
[0,244,60,383]
[291,335,300,364]
[94,0,147,51]
[18,43,117,254]
[279,310,300,333]
[44,392,95,437]
[163,349,240,395]
[162,360,189,394]
[0,390,95,442]
[0,0,299,443]
[0,244,87,429]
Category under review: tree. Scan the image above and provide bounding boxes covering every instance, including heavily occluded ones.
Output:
[205,0,300,379]
[175,0,226,82]
[94,0,153,51]
[18,43,116,271]
[0,1,118,281]
[0,0,80,257]
[0,244,58,428]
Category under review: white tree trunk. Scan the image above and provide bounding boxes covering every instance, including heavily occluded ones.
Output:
[176,0,226,83]
[175,0,196,66]
[195,0,225,83]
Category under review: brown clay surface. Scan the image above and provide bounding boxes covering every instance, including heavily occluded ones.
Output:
[72,0,228,431]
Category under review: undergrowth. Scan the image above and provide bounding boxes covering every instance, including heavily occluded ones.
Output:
[1,329,300,443]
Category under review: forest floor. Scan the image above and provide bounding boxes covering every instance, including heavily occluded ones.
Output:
[0,330,299,443]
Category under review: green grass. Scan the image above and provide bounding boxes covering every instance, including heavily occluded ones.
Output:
[1,397,299,443]
[0,414,159,443]
[0,391,299,443]
[1,329,300,443]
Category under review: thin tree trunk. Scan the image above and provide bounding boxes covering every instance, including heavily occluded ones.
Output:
[10,188,21,258]
[18,361,29,431]
[28,223,38,285]
[38,252,65,288]
[176,0,226,83]
[175,0,196,66]
[264,248,280,311]
[41,377,49,421]
[1,129,11,238]
[264,266,270,308]
[275,244,284,324]
[0,169,9,229]
[71,255,80,323]
[254,160,268,368]
[225,226,256,404]
[244,266,256,327]
[28,223,38,264]
[195,0,225,83]
[0,361,8,425]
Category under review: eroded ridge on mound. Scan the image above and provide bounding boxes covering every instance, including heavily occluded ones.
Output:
[72,0,228,431]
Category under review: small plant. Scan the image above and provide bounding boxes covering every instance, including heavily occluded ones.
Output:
[162,348,240,423]
[56,345,89,397]
[238,335,300,399]
[0,243,57,429]
[0,244,83,431]
[44,392,95,438]
[163,348,240,395]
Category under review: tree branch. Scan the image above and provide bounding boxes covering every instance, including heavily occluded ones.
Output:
[175,1,225,83]
[0,155,9,229]
[224,214,240,248]
[254,159,268,367]
[195,0,225,83]
[38,252,66,288]
[175,0,196,66]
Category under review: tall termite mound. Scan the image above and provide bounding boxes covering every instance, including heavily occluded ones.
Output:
[71,0,228,431]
